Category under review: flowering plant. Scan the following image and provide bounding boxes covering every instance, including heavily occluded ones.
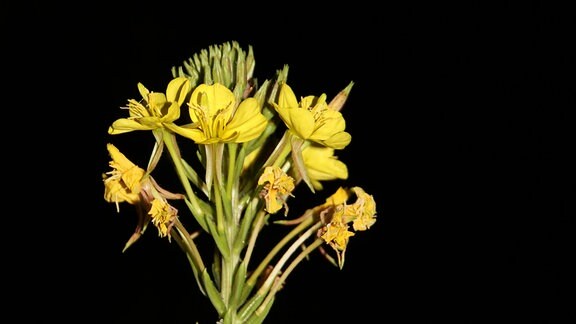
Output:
[103,41,377,323]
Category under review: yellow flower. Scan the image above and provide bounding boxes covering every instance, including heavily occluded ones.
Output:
[108,77,190,134]
[103,143,146,210]
[258,166,295,215]
[321,219,355,252]
[148,198,177,238]
[302,145,348,190]
[320,205,355,269]
[167,83,268,144]
[272,83,351,149]
[318,186,377,268]
[345,187,377,231]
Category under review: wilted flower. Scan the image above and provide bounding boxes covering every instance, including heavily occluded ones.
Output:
[258,166,295,215]
[148,198,178,238]
[347,187,377,231]
[103,143,145,210]
[318,186,377,268]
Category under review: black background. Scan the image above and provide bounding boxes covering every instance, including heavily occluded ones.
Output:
[10,1,575,323]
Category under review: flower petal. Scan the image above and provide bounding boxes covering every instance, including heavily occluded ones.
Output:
[223,98,268,142]
[166,77,191,106]
[165,124,208,143]
[277,83,299,109]
[164,101,181,123]
[137,83,149,99]
[191,83,235,118]
[311,111,346,140]
[277,107,315,139]
[321,132,352,150]
[109,118,153,134]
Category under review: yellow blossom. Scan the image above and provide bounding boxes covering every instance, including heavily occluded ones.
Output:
[321,220,355,252]
[167,83,268,144]
[318,186,377,268]
[320,205,355,268]
[108,77,190,134]
[103,143,146,209]
[258,166,295,215]
[148,198,177,238]
[345,187,377,231]
[272,83,351,149]
[302,145,348,190]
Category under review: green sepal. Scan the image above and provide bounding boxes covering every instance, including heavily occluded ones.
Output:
[290,135,315,193]
[122,217,149,253]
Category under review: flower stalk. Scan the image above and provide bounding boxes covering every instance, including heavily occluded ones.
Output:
[102,41,377,323]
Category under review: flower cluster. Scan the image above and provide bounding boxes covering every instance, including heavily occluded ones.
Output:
[102,41,377,323]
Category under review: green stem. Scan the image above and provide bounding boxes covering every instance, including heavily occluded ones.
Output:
[213,172,235,307]
[173,219,206,274]
[246,214,315,288]
[262,130,292,170]
[255,238,324,316]
[226,143,238,210]
[239,221,322,322]
[257,222,322,294]
[161,129,204,218]
[242,209,266,271]
[213,173,227,237]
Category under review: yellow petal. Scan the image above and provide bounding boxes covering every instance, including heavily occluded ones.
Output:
[108,118,153,134]
[191,83,235,118]
[147,92,168,115]
[223,98,267,142]
[277,107,315,139]
[137,82,149,99]
[300,94,327,110]
[321,132,352,150]
[164,101,181,123]
[277,83,299,109]
[166,77,190,106]
[106,143,134,169]
[310,111,346,140]
[165,124,208,143]
[136,116,164,129]
[325,187,349,206]
[306,157,348,181]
